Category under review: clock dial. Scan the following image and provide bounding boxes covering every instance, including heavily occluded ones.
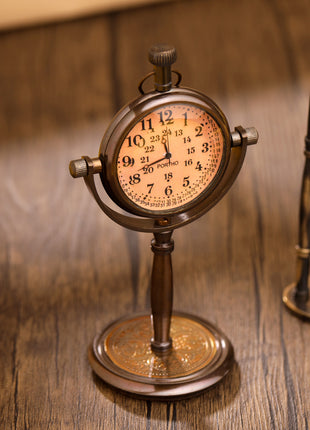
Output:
[116,103,226,213]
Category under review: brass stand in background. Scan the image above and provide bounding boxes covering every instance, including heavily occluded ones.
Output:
[283,98,310,318]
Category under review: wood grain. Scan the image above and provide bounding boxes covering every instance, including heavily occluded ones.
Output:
[0,0,310,428]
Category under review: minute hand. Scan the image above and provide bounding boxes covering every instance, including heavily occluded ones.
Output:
[138,155,168,170]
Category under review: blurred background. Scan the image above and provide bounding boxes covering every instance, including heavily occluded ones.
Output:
[0,0,309,428]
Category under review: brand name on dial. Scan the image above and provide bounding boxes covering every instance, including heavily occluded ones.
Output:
[157,161,179,168]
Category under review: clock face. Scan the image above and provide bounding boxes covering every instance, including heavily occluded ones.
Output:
[116,102,226,214]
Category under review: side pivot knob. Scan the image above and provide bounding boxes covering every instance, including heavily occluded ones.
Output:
[69,157,102,178]
[231,127,259,147]
[69,159,88,178]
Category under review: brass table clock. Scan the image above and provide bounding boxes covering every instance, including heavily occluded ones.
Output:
[69,45,258,398]
[283,98,310,318]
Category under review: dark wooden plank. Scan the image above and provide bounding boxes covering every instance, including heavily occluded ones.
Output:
[112,0,310,428]
[0,0,310,428]
[0,16,119,430]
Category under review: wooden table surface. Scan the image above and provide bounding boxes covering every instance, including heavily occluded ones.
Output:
[1,0,310,428]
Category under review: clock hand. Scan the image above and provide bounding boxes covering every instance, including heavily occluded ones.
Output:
[138,155,168,171]
[138,130,173,172]
[165,126,171,154]
[139,151,173,171]
[161,127,172,156]
[161,134,169,154]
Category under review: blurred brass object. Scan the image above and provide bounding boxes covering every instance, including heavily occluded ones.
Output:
[283,284,310,318]
[283,97,310,318]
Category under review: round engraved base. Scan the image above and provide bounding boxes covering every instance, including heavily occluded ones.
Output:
[89,312,234,399]
[283,283,310,319]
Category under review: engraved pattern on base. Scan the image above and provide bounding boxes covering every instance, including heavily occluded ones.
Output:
[103,315,217,379]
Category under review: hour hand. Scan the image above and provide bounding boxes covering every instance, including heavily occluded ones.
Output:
[161,135,169,154]
[161,127,171,154]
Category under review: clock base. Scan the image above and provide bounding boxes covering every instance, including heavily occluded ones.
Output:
[283,283,310,319]
[88,312,234,399]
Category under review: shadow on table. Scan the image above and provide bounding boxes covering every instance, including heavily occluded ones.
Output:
[92,360,241,429]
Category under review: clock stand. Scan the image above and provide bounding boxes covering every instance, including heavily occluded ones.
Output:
[69,45,258,398]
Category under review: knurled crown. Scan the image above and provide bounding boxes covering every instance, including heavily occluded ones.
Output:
[148,44,177,67]
[231,127,259,147]
[69,158,88,178]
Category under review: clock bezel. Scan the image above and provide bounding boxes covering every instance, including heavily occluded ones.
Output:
[99,87,231,218]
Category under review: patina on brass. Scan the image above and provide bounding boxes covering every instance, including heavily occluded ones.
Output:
[89,312,233,399]
[150,231,174,352]
[283,97,310,318]
[69,44,258,398]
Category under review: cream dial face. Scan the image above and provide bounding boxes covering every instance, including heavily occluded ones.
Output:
[116,103,225,213]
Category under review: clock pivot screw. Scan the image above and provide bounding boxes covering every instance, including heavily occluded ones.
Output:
[69,157,102,178]
[69,158,88,178]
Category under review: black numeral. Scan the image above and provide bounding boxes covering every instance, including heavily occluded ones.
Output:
[129,174,141,185]
[184,159,193,166]
[147,183,154,194]
[183,112,188,126]
[162,129,172,136]
[145,145,155,153]
[195,126,203,137]
[126,135,145,147]
[142,166,154,174]
[140,118,153,131]
[183,176,190,187]
[195,161,203,171]
[202,142,209,153]
[150,135,160,143]
[158,109,174,125]
[122,156,135,167]
[187,147,195,154]
[165,185,173,196]
[164,172,173,182]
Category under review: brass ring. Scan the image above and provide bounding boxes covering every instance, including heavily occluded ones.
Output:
[295,245,310,258]
[138,70,182,95]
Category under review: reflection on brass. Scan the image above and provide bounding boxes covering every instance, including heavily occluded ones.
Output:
[103,315,217,379]
[283,283,310,319]
[295,245,310,259]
